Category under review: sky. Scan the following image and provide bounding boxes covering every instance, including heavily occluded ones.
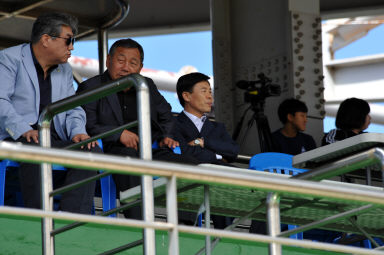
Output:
[72,22,384,133]
[334,23,384,59]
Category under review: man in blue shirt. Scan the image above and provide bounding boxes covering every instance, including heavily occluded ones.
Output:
[0,13,99,214]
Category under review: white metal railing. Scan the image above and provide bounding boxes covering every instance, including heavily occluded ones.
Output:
[0,142,384,254]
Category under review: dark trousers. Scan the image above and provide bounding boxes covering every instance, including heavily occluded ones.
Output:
[5,135,101,214]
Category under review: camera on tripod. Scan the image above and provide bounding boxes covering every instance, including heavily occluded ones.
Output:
[236,73,281,103]
[233,73,281,152]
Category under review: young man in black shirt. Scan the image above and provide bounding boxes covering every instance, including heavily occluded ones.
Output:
[271,98,316,155]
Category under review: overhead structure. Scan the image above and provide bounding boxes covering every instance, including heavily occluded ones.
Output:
[322,16,384,107]
[0,0,129,49]
[1,0,384,49]
[323,16,384,59]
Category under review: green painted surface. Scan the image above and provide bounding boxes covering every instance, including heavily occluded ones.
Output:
[0,214,343,255]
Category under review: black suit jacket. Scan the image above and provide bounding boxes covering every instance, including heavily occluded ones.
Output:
[173,112,239,163]
[77,71,174,145]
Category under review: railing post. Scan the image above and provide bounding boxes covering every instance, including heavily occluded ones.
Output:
[166,175,179,254]
[204,185,211,255]
[267,192,281,255]
[39,121,55,255]
[135,75,156,255]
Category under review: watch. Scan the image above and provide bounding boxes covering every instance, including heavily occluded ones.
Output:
[194,138,201,145]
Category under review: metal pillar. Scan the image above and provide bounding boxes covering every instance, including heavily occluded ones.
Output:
[210,0,235,134]
[204,185,211,255]
[39,123,54,255]
[267,193,281,255]
[166,175,179,255]
[136,76,155,255]
[211,0,324,154]
[97,28,108,74]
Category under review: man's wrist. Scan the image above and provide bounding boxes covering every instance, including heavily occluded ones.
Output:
[194,138,204,147]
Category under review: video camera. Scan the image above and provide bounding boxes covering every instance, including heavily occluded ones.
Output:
[236,73,281,104]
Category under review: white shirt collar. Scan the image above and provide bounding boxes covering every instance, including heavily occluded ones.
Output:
[183,110,206,132]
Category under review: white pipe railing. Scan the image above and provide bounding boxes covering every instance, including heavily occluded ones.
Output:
[1,142,384,254]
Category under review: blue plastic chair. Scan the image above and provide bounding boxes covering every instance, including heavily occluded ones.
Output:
[0,160,20,205]
[0,160,66,206]
[249,152,306,176]
[0,140,111,216]
[249,152,306,239]
[97,139,118,217]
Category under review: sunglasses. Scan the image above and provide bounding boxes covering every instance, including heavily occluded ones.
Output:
[51,35,75,46]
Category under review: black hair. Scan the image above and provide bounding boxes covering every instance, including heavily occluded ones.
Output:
[335,97,370,130]
[176,72,210,107]
[31,12,78,44]
[109,38,144,64]
[277,98,308,124]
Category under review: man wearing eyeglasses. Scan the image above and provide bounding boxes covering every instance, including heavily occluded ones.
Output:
[0,12,99,214]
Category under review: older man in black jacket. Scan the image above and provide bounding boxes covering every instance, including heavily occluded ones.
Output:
[78,38,198,220]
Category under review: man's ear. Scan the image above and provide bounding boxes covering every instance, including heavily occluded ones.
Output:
[41,34,51,48]
[138,63,143,73]
[105,54,111,69]
[182,91,191,104]
[287,113,295,122]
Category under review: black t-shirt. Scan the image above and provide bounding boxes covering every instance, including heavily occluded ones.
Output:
[30,45,59,136]
[116,88,162,142]
[117,88,138,131]
[271,129,317,155]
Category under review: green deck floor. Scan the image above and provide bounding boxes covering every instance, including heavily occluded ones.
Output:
[0,214,344,255]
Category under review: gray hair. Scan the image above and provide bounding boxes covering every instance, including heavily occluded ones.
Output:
[31,12,78,44]
[109,38,144,64]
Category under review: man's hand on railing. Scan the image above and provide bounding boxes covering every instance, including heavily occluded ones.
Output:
[159,137,179,149]
[72,134,98,149]
[120,130,139,150]
[22,129,39,144]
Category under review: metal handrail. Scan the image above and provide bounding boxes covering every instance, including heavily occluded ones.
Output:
[0,143,384,255]
[37,73,153,255]
[1,142,384,206]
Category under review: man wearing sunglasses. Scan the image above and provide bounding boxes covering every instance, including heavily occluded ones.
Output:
[0,12,99,214]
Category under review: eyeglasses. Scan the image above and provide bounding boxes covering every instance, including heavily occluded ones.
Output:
[51,36,75,46]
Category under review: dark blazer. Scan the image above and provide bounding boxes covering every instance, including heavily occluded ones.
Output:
[173,112,239,163]
[77,71,174,145]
